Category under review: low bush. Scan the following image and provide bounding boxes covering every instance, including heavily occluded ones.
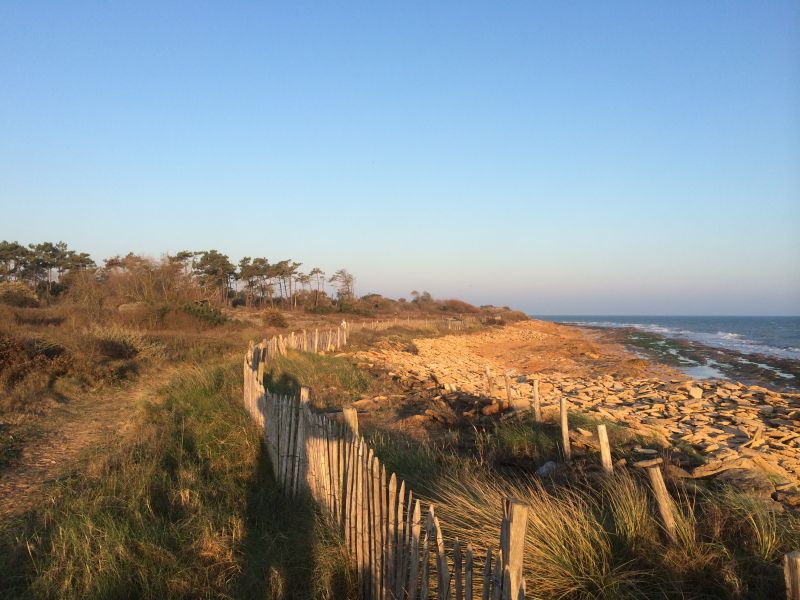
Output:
[179,303,227,326]
[0,281,39,308]
[263,310,288,328]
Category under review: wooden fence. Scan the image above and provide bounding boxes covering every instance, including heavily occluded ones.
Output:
[256,316,481,360]
[243,322,527,600]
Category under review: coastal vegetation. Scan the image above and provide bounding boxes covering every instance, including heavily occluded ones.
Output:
[0,242,508,598]
[0,241,796,598]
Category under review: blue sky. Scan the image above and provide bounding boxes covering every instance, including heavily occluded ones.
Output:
[1,1,798,315]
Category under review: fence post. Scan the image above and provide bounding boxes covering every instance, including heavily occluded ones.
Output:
[531,379,541,422]
[787,552,800,600]
[560,397,571,461]
[597,424,613,473]
[343,405,359,438]
[635,459,677,544]
[503,372,513,409]
[499,499,528,600]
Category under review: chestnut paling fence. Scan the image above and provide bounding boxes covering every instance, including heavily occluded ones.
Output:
[242,320,800,600]
[242,319,528,600]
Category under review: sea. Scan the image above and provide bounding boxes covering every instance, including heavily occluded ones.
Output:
[537,316,800,385]
[537,316,800,361]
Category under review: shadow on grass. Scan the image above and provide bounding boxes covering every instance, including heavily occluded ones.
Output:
[235,440,354,600]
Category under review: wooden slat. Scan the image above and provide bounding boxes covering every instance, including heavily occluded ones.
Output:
[387,473,398,597]
[454,540,462,600]
[420,523,431,600]
[431,512,450,600]
[465,544,473,600]
[408,499,422,600]
[356,441,366,599]
[371,458,383,600]
[481,548,492,600]
[394,480,406,600]
[490,551,502,600]
[367,450,377,599]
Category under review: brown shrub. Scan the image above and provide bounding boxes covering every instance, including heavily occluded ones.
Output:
[437,299,481,313]
[0,281,39,308]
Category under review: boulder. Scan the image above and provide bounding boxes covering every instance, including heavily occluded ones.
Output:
[715,468,775,500]
[536,461,557,478]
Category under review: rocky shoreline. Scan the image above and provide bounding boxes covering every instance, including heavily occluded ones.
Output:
[599,326,800,392]
[350,320,800,506]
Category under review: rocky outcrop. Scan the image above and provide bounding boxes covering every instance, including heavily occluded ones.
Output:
[351,324,800,495]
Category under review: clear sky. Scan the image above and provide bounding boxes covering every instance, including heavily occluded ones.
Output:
[1,1,798,315]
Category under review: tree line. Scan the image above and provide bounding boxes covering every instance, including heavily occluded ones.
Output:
[0,241,355,309]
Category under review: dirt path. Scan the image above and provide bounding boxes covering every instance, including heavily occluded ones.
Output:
[0,367,174,519]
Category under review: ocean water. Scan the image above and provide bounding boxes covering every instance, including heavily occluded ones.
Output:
[537,316,800,361]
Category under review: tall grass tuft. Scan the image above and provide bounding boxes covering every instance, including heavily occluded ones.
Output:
[433,469,643,599]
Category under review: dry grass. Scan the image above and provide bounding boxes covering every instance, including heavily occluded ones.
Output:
[433,469,644,599]
[431,463,797,598]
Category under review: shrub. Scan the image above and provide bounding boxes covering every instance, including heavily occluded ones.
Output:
[0,281,39,307]
[89,325,160,356]
[305,305,337,315]
[179,303,226,326]
[437,299,481,313]
[263,310,288,328]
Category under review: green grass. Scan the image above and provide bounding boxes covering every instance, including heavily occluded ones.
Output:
[0,359,353,599]
[264,350,374,409]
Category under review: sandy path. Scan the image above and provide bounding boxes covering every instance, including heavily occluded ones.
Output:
[0,367,174,519]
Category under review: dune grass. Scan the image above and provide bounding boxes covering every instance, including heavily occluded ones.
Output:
[400,452,795,599]
[0,359,353,599]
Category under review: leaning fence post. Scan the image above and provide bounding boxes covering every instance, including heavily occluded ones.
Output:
[648,464,677,544]
[635,458,677,544]
[786,551,800,600]
[560,397,571,461]
[499,499,528,600]
[597,424,613,473]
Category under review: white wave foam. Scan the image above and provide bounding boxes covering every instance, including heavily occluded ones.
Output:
[563,319,800,360]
